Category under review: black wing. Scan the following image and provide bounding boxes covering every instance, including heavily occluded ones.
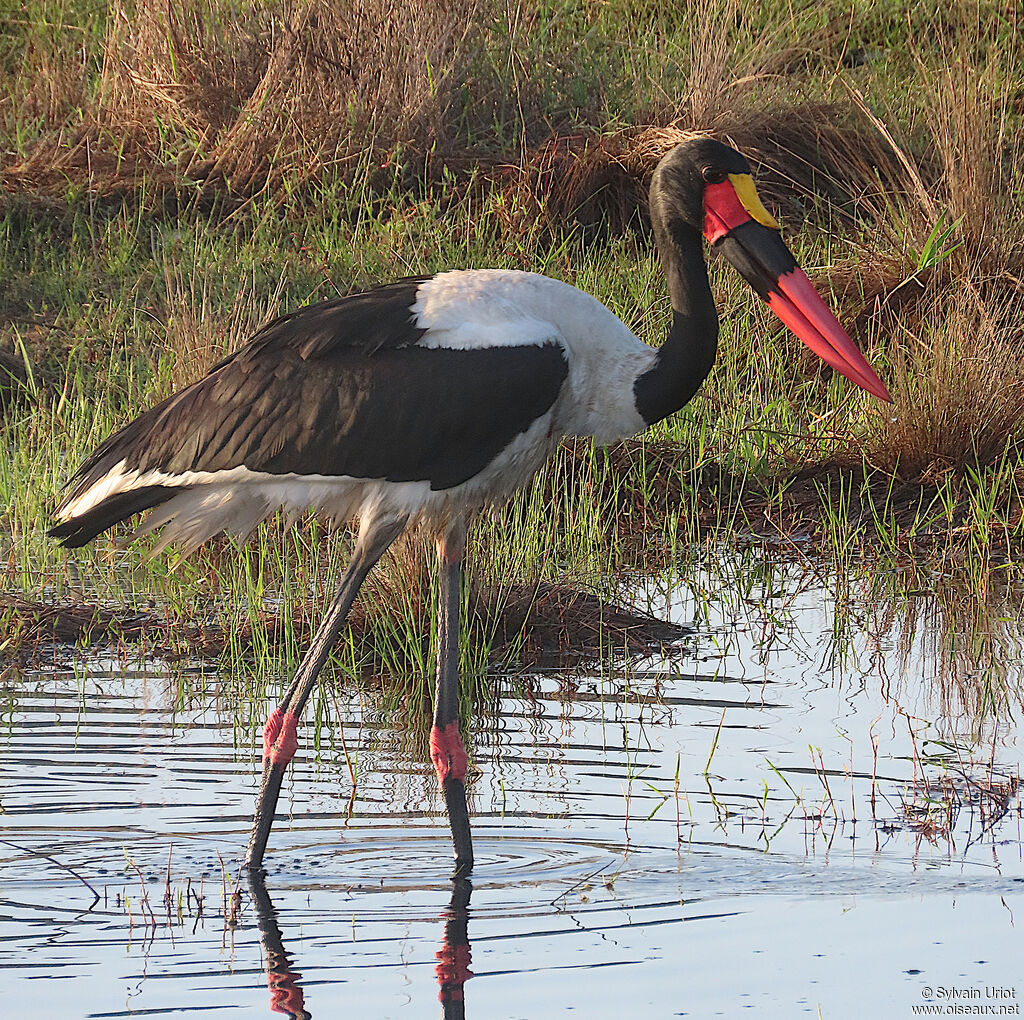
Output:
[54,279,570,539]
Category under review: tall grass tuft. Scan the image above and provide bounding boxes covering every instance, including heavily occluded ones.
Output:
[867,287,1024,480]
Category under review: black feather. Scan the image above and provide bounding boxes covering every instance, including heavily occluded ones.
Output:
[55,278,570,516]
[49,485,181,548]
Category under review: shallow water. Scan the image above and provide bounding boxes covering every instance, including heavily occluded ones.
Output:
[2,553,1022,1018]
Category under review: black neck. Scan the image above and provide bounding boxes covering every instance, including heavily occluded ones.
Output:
[633,222,719,426]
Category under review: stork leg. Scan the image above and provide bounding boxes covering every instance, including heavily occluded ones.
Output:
[436,877,473,1018]
[431,518,474,876]
[245,514,409,873]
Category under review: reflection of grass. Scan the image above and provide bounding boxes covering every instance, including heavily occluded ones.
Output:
[659,542,1024,733]
[645,541,1022,854]
[863,559,1024,729]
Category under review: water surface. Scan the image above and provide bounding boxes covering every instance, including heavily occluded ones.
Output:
[1,553,1022,1018]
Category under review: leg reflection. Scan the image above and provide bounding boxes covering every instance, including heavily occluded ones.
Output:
[436,877,474,1019]
[247,870,311,1020]
[246,870,473,1019]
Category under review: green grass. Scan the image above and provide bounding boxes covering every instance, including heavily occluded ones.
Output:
[2,0,1024,699]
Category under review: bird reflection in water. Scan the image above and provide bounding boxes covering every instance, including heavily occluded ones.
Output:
[246,871,474,1019]
[435,878,474,1018]
[247,870,310,1020]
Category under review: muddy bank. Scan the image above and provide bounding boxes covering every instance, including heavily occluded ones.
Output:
[0,580,685,667]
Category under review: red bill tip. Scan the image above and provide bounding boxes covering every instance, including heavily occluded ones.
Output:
[770,268,892,403]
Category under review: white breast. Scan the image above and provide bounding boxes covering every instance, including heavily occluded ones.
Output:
[413,270,655,445]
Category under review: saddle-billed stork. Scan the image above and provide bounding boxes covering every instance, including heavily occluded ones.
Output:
[50,138,890,876]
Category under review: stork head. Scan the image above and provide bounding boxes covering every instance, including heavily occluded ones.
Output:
[650,138,891,403]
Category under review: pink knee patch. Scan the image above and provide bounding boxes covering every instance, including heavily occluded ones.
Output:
[264,709,298,768]
[430,722,468,782]
[262,707,285,759]
[268,969,305,1016]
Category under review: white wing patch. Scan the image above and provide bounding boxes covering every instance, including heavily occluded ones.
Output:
[55,459,134,520]
[412,270,655,443]
[413,272,564,350]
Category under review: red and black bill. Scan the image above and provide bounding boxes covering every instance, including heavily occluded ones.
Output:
[704,176,891,403]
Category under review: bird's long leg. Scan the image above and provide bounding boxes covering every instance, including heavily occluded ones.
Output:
[245,514,409,872]
[431,517,473,876]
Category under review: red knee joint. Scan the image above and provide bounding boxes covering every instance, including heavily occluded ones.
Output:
[268,969,305,1016]
[436,531,465,565]
[263,707,285,759]
[430,722,468,782]
[264,710,298,768]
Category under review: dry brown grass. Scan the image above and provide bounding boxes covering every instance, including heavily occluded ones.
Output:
[897,770,1021,845]
[1,9,93,141]
[5,0,486,202]
[154,248,289,395]
[97,0,273,150]
[864,283,1024,479]
[918,26,1019,256]
[1,0,890,217]
[820,20,1024,481]
[504,103,910,237]
[172,0,479,195]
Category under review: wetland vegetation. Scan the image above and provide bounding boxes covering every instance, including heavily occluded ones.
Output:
[2,3,1024,1016]
[3,1,1024,677]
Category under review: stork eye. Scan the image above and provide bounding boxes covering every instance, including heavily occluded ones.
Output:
[702,167,728,184]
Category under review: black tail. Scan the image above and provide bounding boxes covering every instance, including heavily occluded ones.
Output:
[49,485,182,548]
